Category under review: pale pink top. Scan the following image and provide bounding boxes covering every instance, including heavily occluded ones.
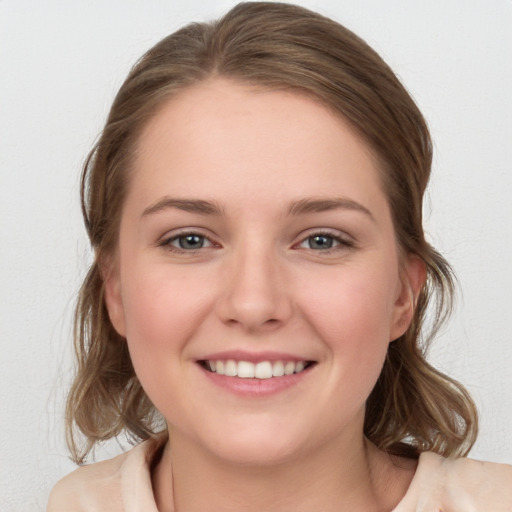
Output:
[47,436,512,511]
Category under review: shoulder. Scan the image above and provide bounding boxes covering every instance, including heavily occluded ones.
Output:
[46,435,166,512]
[47,452,127,512]
[419,451,512,494]
[395,451,512,511]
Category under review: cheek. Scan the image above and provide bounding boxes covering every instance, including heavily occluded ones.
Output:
[296,261,398,382]
[300,261,398,339]
[118,272,208,421]
[126,283,195,328]
[118,267,207,376]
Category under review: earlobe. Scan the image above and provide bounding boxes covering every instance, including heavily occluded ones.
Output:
[389,255,427,342]
[100,258,127,338]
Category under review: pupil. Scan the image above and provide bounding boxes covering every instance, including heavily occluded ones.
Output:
[179,235,203,249]
[310,235,333,249]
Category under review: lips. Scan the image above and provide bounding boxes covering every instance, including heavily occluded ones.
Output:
[201,359,312,379]
[197,353,316,397]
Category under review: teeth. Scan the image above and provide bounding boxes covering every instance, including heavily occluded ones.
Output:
[204,360,310,379]
[255,361,272,379]
[225,360,237,377]
[284,361,295,375]
[237,361,255,378]
[272,361,284,377]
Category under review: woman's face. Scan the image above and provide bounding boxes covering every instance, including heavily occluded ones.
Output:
[105,79,421,465]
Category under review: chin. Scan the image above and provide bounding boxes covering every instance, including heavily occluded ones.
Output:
[195,418,309,467]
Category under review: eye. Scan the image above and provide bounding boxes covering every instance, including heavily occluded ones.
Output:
[304,234,337,250]
[296,231,354,253]
[160,232,215,251]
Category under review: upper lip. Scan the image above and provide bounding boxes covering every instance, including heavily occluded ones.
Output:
[198,350,314,363]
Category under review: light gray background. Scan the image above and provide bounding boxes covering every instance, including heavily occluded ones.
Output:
[1,0,511,510]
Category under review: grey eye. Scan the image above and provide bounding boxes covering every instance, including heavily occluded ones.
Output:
[307,234,335,250]
[174,234,210,250]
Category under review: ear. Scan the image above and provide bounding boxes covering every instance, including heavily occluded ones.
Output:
[100,256,127,338]
[389,254,426,342]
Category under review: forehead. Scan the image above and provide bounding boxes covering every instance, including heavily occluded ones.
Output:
[128,78,387,214]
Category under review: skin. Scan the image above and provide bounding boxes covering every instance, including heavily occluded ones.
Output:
[104,79,425,511]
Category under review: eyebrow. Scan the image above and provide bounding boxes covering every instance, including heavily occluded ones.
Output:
[142,197,224,217]
[287,197,375,220]
[141,196,374,220]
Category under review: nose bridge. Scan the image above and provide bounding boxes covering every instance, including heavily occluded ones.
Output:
[217,234,291,331]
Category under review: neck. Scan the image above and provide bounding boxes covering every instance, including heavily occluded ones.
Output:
[152,426,415,512]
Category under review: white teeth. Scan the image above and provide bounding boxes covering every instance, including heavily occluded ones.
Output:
[204,359,310,379]
[216,360,225,375]
[237,360,255,378]
[225,359,237,376]
[284,361,295,375]
[272,361,284,377]
[255,361,273,379]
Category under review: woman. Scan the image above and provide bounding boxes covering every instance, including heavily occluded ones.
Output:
[47,2,512,510]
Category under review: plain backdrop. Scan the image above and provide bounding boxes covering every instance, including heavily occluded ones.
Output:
[1,0,511,510]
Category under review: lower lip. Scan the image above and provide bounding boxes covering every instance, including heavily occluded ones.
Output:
[199,364,313,397]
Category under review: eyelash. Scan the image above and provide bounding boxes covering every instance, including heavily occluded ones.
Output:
[158,230,216,253]
[158,229,355,255]
[294,230,355,255]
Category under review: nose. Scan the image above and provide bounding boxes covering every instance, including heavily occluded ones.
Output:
[215,242,293,333]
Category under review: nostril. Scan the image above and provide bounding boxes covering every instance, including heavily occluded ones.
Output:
[224,317,282,331]
[215,276,293,330]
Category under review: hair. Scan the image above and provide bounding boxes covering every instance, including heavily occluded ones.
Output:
[66,1,478,464]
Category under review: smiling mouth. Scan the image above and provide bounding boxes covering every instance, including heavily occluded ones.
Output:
[199,360,316,379]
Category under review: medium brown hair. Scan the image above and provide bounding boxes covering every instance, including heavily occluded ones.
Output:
[67,1,477,464]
